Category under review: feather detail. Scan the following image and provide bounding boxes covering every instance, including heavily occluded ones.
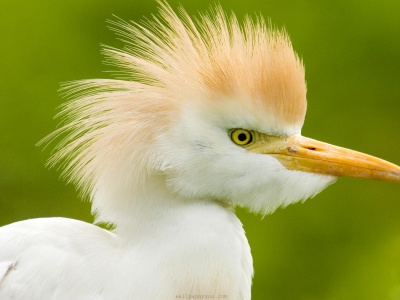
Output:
[38,0,306,201]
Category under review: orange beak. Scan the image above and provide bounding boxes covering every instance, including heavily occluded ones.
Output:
[246,134,400,182]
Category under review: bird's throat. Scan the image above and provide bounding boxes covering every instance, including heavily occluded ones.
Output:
[92,175,253,298]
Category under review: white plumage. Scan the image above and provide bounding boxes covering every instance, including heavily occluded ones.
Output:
[1,2,399,299]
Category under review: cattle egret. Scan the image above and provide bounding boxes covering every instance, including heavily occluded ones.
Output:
[1,2,399,299]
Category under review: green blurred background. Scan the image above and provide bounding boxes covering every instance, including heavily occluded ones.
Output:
[1,0,399,299]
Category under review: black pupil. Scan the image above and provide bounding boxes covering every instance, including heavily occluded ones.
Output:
[238,133,247,142]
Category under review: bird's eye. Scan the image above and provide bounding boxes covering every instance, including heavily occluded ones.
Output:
[230,129,253,146]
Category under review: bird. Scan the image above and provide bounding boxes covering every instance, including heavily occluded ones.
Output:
[0,1,399,299]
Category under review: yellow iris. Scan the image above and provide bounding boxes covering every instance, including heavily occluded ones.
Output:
[230,129,253,146]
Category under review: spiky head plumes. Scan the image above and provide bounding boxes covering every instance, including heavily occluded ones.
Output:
[41,2,334,226]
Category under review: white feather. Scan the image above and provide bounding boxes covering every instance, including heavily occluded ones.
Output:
[0,2,336,299]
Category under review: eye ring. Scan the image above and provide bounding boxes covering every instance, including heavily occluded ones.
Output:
[230,129,253,146]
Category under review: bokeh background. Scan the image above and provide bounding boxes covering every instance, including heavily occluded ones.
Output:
[1,0,399,299]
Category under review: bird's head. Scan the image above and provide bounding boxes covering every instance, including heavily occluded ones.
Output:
[42,2,400,220]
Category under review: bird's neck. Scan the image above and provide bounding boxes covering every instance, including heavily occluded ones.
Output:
[91,175,253,298]
[93,174,242,238]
